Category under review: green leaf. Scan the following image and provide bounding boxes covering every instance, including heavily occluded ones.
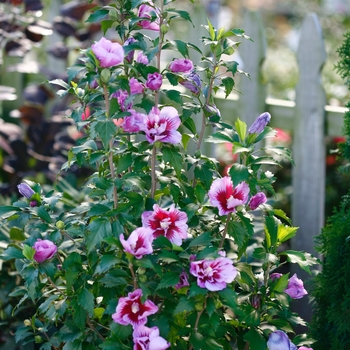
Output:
[49,79,70,89]
[94,254,122,275]
[163,89,183,104]
[278,224,298,243]
[78,288,94,316]
[265,215,278,247]
[101,19,114,35]
[22,245,35,260]
[163,147,182,176]
[279,250,318,274]
[1,246,24,260]
[67,65,85,83]
[273,209,292,225]
[86,9,109,23]
[243,328,266,350]
[93,120,117,149]
[194,163,213,189]
[86,218,112,253]
[207,19,216,41]
[229,163,249,186]
[33,206,52,223]
[173,296,195,315]
[272,273,289,293]
[157,272,180,290]
[221,76,235,98]
[168,11,194,27]
[9,227,26,241]
[224,61,239,75]
[227,220,249,251]
[206,129,236,143]
[117,153,133,173]
[235,118,247,142]
[189,231,212,248]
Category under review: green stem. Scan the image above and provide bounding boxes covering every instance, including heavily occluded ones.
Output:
[218,213,231,249]
[103,84,118,210]
[151,145,157,198]
[129,263,138,289]
[86,316,105,341]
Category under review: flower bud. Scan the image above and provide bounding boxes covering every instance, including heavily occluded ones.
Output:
[248,112,271,135]
[248,192,267,210]
[30,200,38,207]
[17,183,35,199]
[139,274,147,283]
[56,221,65,229]
[100,68,111,84]
[33,239,58,263]
[23,319,31,327]
[161,24,169,34]
[137,267,146,275]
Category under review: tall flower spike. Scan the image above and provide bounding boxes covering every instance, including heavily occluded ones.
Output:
[208,177,250,216]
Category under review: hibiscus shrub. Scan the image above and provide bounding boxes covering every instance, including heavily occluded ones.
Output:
[0,0,317,349]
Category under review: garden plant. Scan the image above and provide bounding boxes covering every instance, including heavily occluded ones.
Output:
[0,0,318,349]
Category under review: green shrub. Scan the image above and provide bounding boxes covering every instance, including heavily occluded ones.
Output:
[310,194,350,349]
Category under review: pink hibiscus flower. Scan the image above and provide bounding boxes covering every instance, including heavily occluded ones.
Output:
[190,257,237,291]
[112,289,158,327]
[138,2,160,31]
[144,107,181,144]
[91,37,124,68]
[120,227,154,259]
[141,204,188,246]
[208,177,250,216]
[133,325,170,350]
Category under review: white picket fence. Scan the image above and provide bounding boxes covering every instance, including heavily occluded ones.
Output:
[212,10,346,263]
[205,10,349,321]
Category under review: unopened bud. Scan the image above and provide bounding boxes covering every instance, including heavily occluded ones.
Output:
[137,267,146,275]
[56,221,65,229]
[161,24,169,34]
[139,274,147,283]
[100,68,111,84]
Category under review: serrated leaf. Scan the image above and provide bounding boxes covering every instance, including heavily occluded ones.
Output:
[243,328,266,350]
[189,231,212,248]
[279,250,318,274]
[194,163,213,189]
[224,61,239,75]
[78,288,94,316]
[67,65,85,83]
[173,296,195,315]
[221,76,234,98]
[235,118,247,142]
[117,153,133,173]
[22,245,35,260]
[278,225,298,243]
[94,254,122,275]
[272,273,289,293]
[157,272,180,290]
[227,220,248,251]
[229,163,249,186]
[1,246,24,260]
[265,215,278,247]
[86,218,112,253]
[86,9,109,23]
[33,206,52,223]
[163,147,182,176]
[49,79,70,89]
[9,227,26,241]
[163,89,183,104]
[93,120,117,149]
